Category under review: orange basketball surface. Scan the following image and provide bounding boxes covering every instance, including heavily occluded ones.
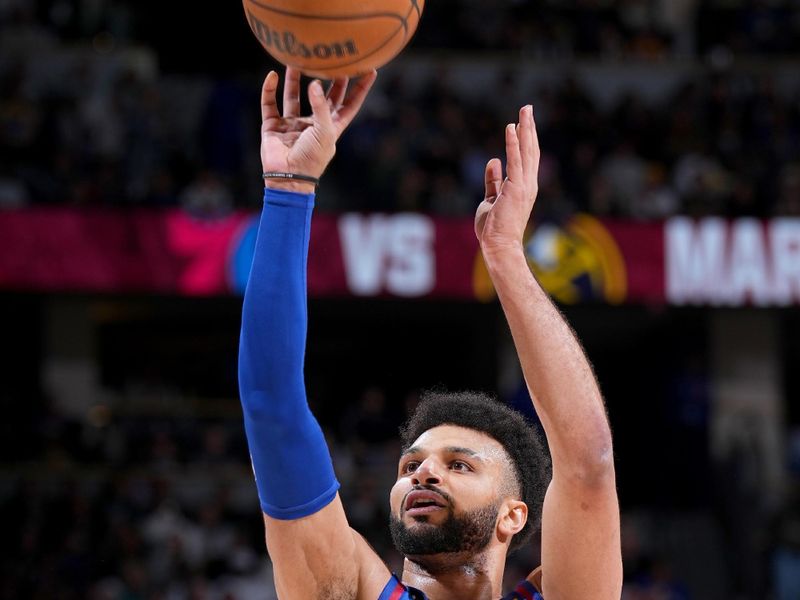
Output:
[242,0,425,78]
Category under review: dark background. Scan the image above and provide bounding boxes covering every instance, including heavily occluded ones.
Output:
[2,1,800,599]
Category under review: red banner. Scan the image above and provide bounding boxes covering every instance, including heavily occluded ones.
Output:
[1,208,798,305]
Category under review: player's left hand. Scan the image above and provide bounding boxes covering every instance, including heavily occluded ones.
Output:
[260,67,377,193]
[474,105,540,254]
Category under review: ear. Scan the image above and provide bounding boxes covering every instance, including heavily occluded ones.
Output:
[497,499,528,543]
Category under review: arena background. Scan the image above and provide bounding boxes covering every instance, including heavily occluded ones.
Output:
[1,1,800,598]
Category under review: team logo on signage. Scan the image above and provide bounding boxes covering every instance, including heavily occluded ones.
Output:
[473,214,627,304]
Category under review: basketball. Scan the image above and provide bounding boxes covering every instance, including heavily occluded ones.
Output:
[242,0,425,79]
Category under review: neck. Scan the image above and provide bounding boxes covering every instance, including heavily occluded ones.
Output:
[400,547,506,600]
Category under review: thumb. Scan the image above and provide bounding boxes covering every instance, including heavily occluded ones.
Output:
[308,79,334,136]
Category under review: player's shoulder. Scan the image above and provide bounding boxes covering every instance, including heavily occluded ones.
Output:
[351,529,397,599]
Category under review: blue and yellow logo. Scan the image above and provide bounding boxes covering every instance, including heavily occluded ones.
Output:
[474,214,627,304]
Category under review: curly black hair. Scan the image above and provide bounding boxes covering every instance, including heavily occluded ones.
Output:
[399,390,551,553]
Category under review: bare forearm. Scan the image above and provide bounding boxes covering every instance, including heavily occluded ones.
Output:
[485,245,613,482]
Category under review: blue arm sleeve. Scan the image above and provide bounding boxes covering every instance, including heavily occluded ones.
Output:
[238,187,339,520]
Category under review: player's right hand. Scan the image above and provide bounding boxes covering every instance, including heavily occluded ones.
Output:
[260,67,377,193]
[474,105,540,256]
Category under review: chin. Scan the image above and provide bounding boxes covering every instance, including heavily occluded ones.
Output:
[404,548,481,573]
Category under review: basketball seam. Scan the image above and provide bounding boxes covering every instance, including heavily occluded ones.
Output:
[247,0,406,25]
[409,0,422,20]
[326,2,415,69]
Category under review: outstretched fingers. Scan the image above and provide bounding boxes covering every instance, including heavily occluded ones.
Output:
[333,70,377,136]
[283,67,302,117]
[261,71,280,124]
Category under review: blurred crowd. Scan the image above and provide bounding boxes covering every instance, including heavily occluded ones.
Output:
[3,1,800,598]
[0,0,798,217]
[1,408,269,600]
[337,68,800,219]
[417,0,800,58]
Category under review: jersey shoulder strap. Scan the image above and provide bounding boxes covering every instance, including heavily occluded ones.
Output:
[377,575,427,600]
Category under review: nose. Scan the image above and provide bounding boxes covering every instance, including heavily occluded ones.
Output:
[411,457,441,486]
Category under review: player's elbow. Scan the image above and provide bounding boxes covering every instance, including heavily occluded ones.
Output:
[563,430,616,488]
[240,389,308,425]
[575,444,615,488]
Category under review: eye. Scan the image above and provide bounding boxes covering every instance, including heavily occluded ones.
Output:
[402,461,420,474]
[450,460,472,472]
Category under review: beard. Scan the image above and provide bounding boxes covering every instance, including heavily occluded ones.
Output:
[389,500,500,556]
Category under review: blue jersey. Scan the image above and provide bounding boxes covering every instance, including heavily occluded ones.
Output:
[378,574,544,600]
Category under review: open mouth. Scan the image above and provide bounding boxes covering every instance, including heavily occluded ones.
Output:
[404,490,448,516]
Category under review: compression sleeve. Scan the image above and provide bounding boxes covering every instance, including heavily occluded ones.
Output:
[238,187,339,519]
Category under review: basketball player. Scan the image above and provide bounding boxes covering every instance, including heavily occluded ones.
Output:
[239,67,622,599]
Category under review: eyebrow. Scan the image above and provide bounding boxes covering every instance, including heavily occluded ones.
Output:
[402,445,481,459]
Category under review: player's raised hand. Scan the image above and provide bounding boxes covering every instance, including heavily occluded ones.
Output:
[260,67,377,192]
[474,105,541,254]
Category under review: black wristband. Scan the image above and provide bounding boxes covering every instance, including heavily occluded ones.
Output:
[262,172,320,187]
